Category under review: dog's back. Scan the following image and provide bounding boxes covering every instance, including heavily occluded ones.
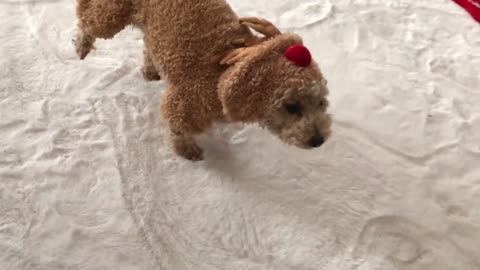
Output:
[140,0,252,84]
[75,0,257,150]
[76,0,252,80]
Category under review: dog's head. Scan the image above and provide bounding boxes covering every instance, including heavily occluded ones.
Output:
[218,32,331,149]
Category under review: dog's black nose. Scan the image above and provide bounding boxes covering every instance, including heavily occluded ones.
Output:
[309,134,325,148]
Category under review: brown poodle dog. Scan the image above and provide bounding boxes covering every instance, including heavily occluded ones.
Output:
[75,0,332,161]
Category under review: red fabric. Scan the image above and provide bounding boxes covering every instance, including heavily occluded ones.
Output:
[284,45,312,67]
[452,0,480,23]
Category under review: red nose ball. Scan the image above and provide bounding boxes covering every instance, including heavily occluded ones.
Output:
[284,44,312,67]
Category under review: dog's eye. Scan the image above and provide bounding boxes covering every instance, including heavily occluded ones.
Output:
[284,103,303,116]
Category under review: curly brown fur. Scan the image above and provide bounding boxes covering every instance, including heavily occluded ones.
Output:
[75,0,332,160]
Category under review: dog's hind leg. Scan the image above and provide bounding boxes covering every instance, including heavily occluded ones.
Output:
[74,0,134,59]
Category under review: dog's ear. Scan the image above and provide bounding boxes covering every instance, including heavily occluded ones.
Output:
[218,55,276,122]
[217,33,307,122]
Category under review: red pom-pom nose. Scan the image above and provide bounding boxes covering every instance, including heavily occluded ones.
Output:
[284,44,312,67]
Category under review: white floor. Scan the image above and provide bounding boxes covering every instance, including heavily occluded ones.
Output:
[1,0,480,269]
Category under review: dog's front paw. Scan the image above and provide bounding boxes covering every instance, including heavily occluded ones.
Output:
[142,67,161,81]
[73,31,95,60]
[174,141,204,161]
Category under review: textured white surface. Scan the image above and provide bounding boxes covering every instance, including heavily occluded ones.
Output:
[1,0,480,269]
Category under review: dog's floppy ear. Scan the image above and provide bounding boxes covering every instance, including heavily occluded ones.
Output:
[218,52,275,122]
[217,33,306,122]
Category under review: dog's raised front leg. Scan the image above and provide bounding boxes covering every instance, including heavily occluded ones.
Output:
[161,85,212,161]
[74,30,96,60]
[171,130,203,161]
[142,48,161,81]
[74,0,134,59]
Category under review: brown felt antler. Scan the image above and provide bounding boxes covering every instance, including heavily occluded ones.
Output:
[240,17,282,37]
[220,46,258,65]
[222,17,282,65]
[230,17,282,48]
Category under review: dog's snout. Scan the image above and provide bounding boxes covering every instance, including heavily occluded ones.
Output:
[308,134,324,148]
